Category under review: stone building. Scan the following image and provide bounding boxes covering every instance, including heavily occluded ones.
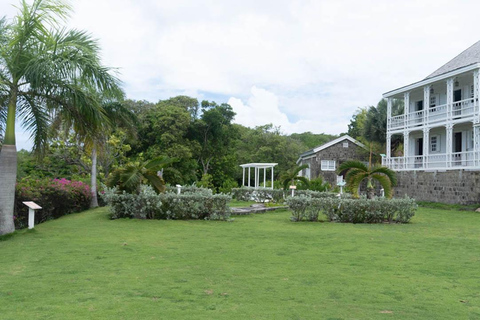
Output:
[383,40,480,204]
[296,135,368,187]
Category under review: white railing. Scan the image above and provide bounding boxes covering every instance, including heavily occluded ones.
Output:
[384,151,479,170]
[387,100,478,130]
[428,103,447,124]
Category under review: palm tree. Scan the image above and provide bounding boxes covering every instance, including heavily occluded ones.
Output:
[107,157,176,194]
[337,160,397,199]
[87,101,135,207]
[280,164,310,190]
[0,0,122,235]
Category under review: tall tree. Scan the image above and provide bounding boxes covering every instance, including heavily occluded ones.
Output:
[190,101,237,187]
[0,0,122,235]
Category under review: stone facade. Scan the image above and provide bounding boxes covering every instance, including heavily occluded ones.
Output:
[394,170,480,204]
[299,138,368,186]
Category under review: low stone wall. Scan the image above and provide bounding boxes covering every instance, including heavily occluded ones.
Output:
[394,170,480,204]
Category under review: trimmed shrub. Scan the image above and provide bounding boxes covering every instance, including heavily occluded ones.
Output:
[286,196,417,223]
[165,185,213,196]
[102,185,231,221]
[231,187,285,203]
[101,185,161,219]
[14,178,92,229]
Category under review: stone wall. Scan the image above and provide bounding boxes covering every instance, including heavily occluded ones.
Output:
[394,170,480,204]
[301,139,369,186]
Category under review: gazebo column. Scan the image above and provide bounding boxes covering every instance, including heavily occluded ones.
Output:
[271,166,274,189]
[248,167,251,187]
[263,168,266,188]
[242,167,245,187]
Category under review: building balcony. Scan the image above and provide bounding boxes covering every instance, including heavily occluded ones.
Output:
[388,99,478,131]
[382,151,479,170]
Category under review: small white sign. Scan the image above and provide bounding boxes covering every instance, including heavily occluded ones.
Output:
[289,185,297,190]
[23,201,42,210]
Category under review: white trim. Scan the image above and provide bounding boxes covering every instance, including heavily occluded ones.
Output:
[383,64,480,98]
[312,135,366,153]
[321,160,336,171]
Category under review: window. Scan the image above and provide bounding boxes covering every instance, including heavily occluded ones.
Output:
[305,164,311,180]
[430,136,440,153]
[343,142,348,148]
[430,96,436,108]
[321,160,336,171]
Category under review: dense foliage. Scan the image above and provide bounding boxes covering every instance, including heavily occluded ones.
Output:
[14,178,92,229]
[102,185,231,220]
[287,196,417,223]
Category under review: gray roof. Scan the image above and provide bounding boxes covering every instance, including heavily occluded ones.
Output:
[425,40,480,79]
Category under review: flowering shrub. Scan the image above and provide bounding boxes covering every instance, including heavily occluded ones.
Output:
[14,178,92,229]
[287,196,417,223]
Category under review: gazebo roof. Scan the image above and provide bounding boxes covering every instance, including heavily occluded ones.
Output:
[239,163,278,168]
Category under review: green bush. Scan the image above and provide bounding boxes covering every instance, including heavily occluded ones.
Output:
[286,196,417,223]
[101,185,161,219]
[165,185,213,196]
[231,187,285,203]
[102,185,231,221]
[14,178,92,229]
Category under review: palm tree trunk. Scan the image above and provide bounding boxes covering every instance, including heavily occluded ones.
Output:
[90,144,98,208]
[0,145,17,235]
[0,91,18,235]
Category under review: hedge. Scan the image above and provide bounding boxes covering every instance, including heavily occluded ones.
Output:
[286,196,417,223]
[102,185,231,220]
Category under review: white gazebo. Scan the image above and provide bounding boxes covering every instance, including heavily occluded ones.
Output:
[240,163,278,189]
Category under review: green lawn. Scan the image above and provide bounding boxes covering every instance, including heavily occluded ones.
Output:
[1,206,480,319]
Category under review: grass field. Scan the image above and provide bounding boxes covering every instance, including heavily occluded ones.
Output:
[1,205,480,319]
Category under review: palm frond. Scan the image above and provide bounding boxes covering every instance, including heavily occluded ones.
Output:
[370,165,397,186]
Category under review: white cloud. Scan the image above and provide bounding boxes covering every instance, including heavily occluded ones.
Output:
[3,0,480,150]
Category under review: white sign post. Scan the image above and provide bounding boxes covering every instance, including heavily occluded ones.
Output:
[289,185,296,197]
[23,201,42,229]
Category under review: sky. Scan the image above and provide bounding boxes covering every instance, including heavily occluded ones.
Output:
[2,0,480,150]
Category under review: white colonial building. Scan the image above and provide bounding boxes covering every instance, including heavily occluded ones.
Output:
[383,41,480,171]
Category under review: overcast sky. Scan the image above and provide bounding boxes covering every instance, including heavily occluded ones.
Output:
[3,0,480,150]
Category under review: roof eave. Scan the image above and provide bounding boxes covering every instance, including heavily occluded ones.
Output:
[383,63,480,98]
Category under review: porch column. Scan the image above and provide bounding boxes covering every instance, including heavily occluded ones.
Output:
[387,98,392,130]
[446,78,454,121]
[474,126,480,167]
[446,123,453,167]
[474,70,480,124]
[386,133,392,159]
[404,92,410,127]
[423,128,429,169]
[423,85,430,125]
[403,130,409,169]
